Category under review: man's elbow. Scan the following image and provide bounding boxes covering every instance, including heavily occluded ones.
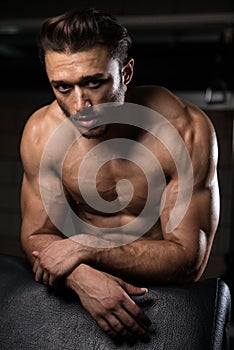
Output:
[176,255,207,284]
[178,234,210,284]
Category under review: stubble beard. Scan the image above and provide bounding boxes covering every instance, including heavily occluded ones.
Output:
[57,85,126,139]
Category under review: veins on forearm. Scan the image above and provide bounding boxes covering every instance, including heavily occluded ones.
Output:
[89,239,193,285]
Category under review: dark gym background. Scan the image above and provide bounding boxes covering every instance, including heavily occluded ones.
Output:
[0,0,234,345]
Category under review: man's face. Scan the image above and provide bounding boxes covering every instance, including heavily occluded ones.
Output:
[45,46,132,138]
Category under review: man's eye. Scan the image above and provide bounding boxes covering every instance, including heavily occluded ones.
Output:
[87,80,105,88]
[56,85,72,93]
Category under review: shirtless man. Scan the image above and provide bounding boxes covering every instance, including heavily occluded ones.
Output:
[20,8,219,341]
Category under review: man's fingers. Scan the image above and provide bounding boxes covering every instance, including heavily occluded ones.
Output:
[42,271,50,285]
[97,317,118,338]
[32,258,39,274]
[34,265,43,282]
[114,307,147,336]
[32,251,39,257]
[122,281,148,296]
[49,273,56,286]
[122,297,151,328]
[105,314,132,337]
[33,259,49,286]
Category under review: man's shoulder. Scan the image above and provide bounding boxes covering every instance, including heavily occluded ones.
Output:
[20,101,64,168]
[24,100,62,130]
[129,85,214,133]
[129,85,217,170]
[21,101,64,143]
[128,85,187,117]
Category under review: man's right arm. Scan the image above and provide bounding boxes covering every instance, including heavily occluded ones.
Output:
[20,108,91,277]
[20,109,151,340]
[20,109,64,264]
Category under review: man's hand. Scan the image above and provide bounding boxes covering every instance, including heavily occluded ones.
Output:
[67,264,151,341]
[32,238,88,285]
[31,233,121,286]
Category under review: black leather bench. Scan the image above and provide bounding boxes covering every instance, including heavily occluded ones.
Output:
[0,254,231,350]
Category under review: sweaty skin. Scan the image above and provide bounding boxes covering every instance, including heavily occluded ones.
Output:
[20,46,219,340]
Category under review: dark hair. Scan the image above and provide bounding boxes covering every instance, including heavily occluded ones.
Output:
[38,8,132,66]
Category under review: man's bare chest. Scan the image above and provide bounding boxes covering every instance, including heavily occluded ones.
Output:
[61,140,168,216]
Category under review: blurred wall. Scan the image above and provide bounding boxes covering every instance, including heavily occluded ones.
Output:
[0,0,233,18]
[0,1,233,280]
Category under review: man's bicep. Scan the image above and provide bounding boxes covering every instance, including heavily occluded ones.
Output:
[21,172,60,234]
[20,171,65,261]
[159,177,219,277]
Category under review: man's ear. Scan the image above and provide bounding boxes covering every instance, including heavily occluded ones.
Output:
[122,58,134,85]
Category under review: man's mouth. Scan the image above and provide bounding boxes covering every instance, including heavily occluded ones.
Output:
[74,106,100,129]
[76,116,99,128]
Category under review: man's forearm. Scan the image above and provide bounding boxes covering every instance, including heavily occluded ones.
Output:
[21,231,63,265]
[86,239,199,284]
[23,232,201,285]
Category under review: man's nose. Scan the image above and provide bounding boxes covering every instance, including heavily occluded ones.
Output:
[74,86,90,112]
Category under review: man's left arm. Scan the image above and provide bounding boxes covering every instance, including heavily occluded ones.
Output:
[87,175,219,284]
[85,111,220,284]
